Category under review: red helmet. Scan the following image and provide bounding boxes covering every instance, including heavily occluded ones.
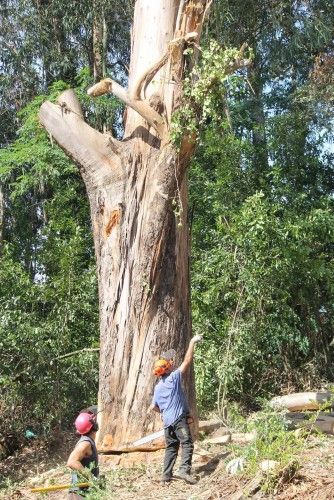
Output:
[74,412,96,435]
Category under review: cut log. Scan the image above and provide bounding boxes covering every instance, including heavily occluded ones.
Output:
[204,434,231,445]
[198,419,224,433]
[285,411,334,434]
[270,392,333,411]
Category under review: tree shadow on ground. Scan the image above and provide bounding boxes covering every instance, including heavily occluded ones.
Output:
[194,451,230,476]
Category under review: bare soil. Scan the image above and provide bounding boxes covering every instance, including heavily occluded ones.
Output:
[1,433,334,499]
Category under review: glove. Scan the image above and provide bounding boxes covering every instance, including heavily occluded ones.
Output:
[192,334,203,343]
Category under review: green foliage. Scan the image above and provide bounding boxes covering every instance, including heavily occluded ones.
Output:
[193,152,334,411]
[192,128,334,411]
[191,1,334,415]
[244,410,302,474]
[0,80,100,449]
[170,41,252,147]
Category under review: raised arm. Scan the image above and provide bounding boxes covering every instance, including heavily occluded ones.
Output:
[179,335,203,374]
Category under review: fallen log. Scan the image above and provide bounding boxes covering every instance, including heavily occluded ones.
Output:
[285,411,334,434]
[198,419,223,433]
[99,419,225,454]
[270,392,333,412]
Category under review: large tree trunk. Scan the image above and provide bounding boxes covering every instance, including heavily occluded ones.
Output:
[39,0,211,448]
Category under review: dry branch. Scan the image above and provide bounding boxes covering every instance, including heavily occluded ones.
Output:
[39,90,123,187]
[87,78,168,140]
[53,348,100,361]
[131,53,169,101]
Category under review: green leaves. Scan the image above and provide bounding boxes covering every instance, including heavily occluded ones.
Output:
[171,40,252,147]
[191,124,334,414]
[0,82,98,448]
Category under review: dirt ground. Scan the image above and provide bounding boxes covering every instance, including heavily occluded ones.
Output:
[1,433,334,499]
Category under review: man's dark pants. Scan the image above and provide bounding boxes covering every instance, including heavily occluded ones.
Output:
[163,415,194,479]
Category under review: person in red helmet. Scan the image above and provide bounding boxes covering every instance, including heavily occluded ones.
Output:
[67,408,100,499]
[150,335,203,485]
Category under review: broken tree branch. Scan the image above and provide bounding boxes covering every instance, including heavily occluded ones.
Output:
[131,31,199,101]
[87,78,168,140]
[39,90,124,188]
[131,52,169,101]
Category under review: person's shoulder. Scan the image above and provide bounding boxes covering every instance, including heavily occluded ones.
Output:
[170,368,181,380]
[77,436,94,449]
[69,438,93,461]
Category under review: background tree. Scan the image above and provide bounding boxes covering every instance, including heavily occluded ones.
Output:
[191,0,334,417]
[0,0,130,454]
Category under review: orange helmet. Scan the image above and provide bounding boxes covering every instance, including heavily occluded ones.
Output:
[153,358,172,376]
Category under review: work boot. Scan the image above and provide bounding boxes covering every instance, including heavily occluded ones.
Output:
[160,475,172,485]
[174,472,197,485]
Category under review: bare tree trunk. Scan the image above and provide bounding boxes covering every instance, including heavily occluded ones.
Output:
[249,58,269,189]
[92,1,107,81]
[39,0,213,448]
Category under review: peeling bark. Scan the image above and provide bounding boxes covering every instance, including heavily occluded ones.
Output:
[39,0,213,447]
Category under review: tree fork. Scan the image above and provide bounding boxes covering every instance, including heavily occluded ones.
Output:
[39,0,213,448]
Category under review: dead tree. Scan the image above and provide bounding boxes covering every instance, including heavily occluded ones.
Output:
[39,0,245,449]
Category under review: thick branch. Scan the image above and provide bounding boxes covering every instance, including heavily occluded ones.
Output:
[39,90,124,188]
[87,79,168,141]
[131,52,169,100]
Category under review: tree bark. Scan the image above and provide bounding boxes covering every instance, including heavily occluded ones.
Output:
[92,1,107,81]
[40,0,211,448]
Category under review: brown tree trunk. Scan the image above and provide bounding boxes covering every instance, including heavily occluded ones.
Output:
[39,0,212,448]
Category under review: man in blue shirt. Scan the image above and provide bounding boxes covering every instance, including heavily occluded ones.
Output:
[151,335,202,485]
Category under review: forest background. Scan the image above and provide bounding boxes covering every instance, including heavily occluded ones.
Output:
[1,0,334,460]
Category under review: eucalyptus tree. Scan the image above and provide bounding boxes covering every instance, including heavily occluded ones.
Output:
[38,0,251,447]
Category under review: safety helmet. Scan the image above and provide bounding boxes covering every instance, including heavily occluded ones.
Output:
[74,412,98,435]
[153,358,172,376]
